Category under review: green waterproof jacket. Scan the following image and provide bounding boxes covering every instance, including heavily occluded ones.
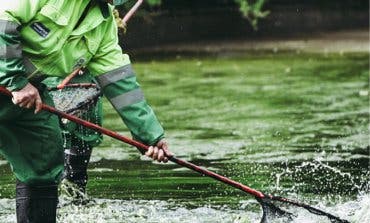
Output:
[0,0,164,145]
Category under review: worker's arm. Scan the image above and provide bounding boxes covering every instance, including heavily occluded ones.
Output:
[0,0,46,112]
[87,10,171,161]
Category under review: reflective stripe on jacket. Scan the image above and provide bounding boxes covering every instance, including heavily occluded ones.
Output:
[0,0,164,145]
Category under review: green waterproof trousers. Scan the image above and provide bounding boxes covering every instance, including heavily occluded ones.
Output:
[0,85,64,186]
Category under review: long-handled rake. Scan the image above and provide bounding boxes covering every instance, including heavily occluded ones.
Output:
[122,0,143,25]
[0,86,350,223]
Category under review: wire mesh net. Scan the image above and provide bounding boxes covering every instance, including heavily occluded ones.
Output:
[48,84,101,116]
[256,195,350,223]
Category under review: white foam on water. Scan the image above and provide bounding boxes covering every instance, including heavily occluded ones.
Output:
[292,193,370,223]
[88,168,115,173]
[56,193,370,223]
[1,194,368,223]
[0,160,8,166]
[0,194,370,223]
[0,199,15,223]
[90,147,133,163]
[351,194,370,223]
[57,199,257,223]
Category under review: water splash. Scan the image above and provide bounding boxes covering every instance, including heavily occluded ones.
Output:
[274,157,368,196]
[57,199,257,223]
[1,195,368,223]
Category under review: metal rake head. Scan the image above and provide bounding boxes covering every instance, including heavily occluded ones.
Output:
[256,196,294,223]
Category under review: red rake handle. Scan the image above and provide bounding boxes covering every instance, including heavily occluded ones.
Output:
[123,0,143,24]
[57,67,83,90]
[0,86,265,199]
[169,156,265,198]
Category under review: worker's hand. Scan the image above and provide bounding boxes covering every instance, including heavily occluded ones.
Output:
[11,83,42,114]
[145,139,173,163]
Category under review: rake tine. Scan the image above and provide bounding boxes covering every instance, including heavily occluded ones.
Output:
[256,196,294,223]
[270,196,351,223]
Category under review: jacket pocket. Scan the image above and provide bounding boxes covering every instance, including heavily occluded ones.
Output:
[39,4,69,26]
[21,4,70,56]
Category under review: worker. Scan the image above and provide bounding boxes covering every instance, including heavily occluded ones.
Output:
[0,0,171,222]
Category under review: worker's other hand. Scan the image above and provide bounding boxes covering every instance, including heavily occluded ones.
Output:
[11,83,42,114]
[145,139,173,163]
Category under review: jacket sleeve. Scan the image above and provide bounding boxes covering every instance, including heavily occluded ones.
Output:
[87,12,164,146]
[0,0,46,91]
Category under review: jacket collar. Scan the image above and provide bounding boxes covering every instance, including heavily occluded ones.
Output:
[71,2,111,36]
[98,1,110,19]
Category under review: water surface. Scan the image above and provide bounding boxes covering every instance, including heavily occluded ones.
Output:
[0,52,369,222]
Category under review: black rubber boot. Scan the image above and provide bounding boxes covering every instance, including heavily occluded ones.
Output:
[63,137,92,194]
[16,181,58,223]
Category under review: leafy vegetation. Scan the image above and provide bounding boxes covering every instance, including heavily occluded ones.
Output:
[234,0,269,29]
[139,0,269,29]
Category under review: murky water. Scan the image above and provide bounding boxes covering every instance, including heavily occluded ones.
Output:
[0,52,369,222]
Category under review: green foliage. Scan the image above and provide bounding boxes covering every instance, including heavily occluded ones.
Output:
[126,0,269,29]
[146,0,161,6]
[234,0,269,29]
